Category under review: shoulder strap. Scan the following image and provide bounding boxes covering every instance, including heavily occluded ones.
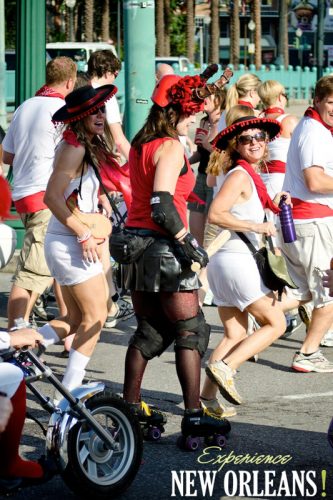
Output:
[235,230,275,254]
[91,162,126,226]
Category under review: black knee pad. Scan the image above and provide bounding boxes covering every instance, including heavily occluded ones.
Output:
[174,310,211,357]
[129,316,174,360]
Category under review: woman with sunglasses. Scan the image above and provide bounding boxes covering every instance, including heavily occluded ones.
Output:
[41,85,116,399]
[200,116,299,408]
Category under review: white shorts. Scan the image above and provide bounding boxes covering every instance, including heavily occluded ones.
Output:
[45,233,103,286]
[207,250,270,311]
[281,220,333,308]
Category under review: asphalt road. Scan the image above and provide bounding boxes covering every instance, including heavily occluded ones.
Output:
[1,269,333,500]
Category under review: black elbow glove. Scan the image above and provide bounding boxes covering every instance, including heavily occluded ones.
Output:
[151,191,184,236]
[181,233,209,268]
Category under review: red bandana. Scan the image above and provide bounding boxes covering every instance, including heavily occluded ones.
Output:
[304,106,333,136]
[236,159,280,214]
[238,100,254,108]
[35,85,65,99]
[264,107,285,115]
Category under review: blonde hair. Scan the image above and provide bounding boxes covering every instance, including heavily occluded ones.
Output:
[225,73,261,110]
[258,80,285,108]
[207,105,255,176]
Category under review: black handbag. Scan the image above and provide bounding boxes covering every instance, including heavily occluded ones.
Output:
[109,228,154,264]
[236,231,298,300]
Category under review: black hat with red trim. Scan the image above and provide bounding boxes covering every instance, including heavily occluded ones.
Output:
[52,84,117,124]
[212,116,281,151]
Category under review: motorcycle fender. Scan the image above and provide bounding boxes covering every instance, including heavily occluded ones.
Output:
[45,381,105,470]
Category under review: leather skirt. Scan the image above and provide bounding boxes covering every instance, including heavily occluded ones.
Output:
[122,230,200,292]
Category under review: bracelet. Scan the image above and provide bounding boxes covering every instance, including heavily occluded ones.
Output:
[77,230,92,244]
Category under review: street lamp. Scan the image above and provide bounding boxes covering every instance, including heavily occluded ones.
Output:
[248,19,256,66]
[65,0,76,42]
[295,27,303,67]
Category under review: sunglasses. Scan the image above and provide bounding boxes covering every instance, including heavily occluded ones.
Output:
[237,131,267,146]
[90,105,106,115]
[281,93,288,100]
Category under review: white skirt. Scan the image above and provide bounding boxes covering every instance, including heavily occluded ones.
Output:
[45,233,103,286]
[207,250,270,311]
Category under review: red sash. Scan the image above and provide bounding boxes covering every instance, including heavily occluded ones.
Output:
[265,160,286,174]
[291,197,333,219]
[14,192,47,213]
[304,107,333,136]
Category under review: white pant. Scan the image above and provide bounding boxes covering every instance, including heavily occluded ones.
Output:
[0,363,23,398]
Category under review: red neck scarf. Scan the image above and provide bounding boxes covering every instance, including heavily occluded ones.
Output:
[35,85,64,99]
[238,100,254,108]
[304,106,333,136]
[236,159,280,214]
[264,107,284,115]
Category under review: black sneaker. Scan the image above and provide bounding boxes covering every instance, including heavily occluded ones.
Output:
[104,298,134,328]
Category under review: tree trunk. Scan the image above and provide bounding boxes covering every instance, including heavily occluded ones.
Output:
[156,0,165,56]
[230,0,240,69]
[253,0,262,69]
[101,0,109,42]
[85,0,94,42]
[278,0,289,68]
[164,0,170,56]
[209,0,219,64]
[186,0,195,63]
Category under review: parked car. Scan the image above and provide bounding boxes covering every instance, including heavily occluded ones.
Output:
[155,56,191,73]
[46,42,118,71]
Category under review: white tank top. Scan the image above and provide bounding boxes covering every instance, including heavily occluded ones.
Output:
[218,166,265,254]
[268,114,290,162]
[47,165,100,236]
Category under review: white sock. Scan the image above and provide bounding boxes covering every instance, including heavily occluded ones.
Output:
[61,349,90,391]
[38,323,60,348]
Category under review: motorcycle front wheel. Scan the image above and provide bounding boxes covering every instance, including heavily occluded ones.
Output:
[62,390,143,498]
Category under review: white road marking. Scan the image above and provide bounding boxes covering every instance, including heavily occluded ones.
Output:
[282,391,333,400]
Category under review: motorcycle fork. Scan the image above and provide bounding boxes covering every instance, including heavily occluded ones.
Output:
[24,349,118,451]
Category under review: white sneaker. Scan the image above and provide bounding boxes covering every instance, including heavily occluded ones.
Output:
[206,360,243,405]
[320,331,333,347]
[200,397,237,418]
[292,350,333,373]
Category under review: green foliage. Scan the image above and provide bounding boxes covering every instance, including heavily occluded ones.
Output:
[169,11,187,55]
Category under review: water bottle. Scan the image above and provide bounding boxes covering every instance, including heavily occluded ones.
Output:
[279,195,297,243]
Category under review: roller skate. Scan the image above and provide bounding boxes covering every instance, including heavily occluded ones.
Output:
[177,408,231,452]
[131,401,167,441]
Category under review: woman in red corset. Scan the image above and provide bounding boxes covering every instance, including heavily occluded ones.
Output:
[122,74,231,440]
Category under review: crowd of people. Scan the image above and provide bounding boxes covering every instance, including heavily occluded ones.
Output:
[2,54,333,488]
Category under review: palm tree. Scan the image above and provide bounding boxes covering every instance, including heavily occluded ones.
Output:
[164,0,171,56]
[156,0,165,56]
[186,0,195,63]
[85,0,94,42]
[101,0,109,42]
[209,0,219,64]
[230,0,240,69]
[278,0,289,68]
[253,0,262,69]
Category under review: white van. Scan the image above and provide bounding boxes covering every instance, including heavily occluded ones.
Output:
[46,42,118,71]
[155,56,191,73]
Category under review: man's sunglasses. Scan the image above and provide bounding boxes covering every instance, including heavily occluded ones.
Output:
[237,131,267,146]
[90,105,106,115]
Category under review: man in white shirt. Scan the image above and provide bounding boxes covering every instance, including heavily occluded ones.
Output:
[88,50,130,160]
[3,57,77,328]
[282,75,333,373]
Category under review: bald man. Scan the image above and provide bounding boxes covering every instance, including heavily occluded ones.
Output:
[155,63,175,82]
